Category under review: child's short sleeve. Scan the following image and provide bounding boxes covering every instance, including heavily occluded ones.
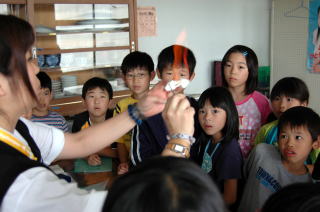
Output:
[72,114,87,133]
[254,121,275,146]
[113,97,138,146]
[252,91,271,125]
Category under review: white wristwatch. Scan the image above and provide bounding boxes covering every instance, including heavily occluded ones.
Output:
[165,143,190,158]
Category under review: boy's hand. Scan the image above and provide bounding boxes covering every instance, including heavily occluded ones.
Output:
[162,93,195,136]
[87,154,101,166]
[117,162,129,175]
[137,81,169,117]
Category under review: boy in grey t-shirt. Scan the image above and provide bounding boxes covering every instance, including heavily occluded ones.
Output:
[238,107,320,212]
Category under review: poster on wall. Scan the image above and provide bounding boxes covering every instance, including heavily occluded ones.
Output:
[308,0,320,72]
[137,7,157,37]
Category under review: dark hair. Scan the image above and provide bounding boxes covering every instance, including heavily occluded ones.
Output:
[37,71,52,92]
[278,106,320,142]
[81,77,113,99]
[103,156,226,212]
[270,77,309,103]
[262,183,320,212]
[221,45,258,95]
[0,15,36,100]
[198,86,239,142]
[121,51,154,75]
[157,45,196,77]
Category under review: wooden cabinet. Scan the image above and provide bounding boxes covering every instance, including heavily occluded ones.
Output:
[1,0,136,116]
[0,1,28,20]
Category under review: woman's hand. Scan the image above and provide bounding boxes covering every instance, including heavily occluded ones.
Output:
[137,81,169,117]
[162,94,195,136]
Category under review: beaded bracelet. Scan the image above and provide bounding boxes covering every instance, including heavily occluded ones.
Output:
[166,133,196,145]
[128,103,144,125]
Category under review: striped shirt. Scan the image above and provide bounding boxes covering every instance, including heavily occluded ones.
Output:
[31,111,69,132]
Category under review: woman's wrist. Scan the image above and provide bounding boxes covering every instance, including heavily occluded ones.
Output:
[163,138,192,158]
[166,133,195,145]
[128,103,145,125]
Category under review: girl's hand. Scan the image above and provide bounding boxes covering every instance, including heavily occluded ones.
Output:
[162,93,195,136]
[87,154,101,166]
[137,81,169,117]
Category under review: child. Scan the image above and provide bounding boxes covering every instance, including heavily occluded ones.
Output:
[254,77,320,164]
[192,86,243,208]
[221,45,271,158]
[238,106,320,212]
[103,157,226,212]
[31,71,69,132]
[262,183,320,212]
[113,51,155,174]
[254,77,308,145]
[130,44,199,166]
[72,77,117,166]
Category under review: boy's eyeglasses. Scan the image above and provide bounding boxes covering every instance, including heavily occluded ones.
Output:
[125,73,147,80]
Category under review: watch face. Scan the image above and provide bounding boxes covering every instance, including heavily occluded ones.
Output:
[174,144,184,152]
[166,143,190,158]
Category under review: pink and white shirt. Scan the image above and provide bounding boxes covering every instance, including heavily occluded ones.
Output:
[236,91,271,158]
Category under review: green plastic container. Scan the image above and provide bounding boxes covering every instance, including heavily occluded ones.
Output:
[258,66,270,88]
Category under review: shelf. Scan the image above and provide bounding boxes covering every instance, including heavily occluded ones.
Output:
[1,0,26,4]
[4,0,138,117]
[74,18,128,25]
[40,65,121,73]
[34,0,132,4]
[36,19,130,27]
[37,46,130,55]
[36,27,129,36]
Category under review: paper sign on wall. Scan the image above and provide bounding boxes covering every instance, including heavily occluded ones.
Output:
[137,7,157,37]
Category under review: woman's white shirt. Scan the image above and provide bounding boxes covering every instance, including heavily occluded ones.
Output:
[0,117,107,212]
[15,117,64,165]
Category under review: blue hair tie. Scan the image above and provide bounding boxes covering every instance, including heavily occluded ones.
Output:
[242,51,248,56]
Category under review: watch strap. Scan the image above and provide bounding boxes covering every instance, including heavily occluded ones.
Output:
[165,142,190,158]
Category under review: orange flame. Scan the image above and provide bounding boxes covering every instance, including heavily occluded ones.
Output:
[173,45,182,80]
[173,30,188,81]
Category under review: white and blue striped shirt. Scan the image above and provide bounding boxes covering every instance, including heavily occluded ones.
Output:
[31,111,69,132]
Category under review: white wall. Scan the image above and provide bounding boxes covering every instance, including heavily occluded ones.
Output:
[137,0,272,95]
[271,0,320,114]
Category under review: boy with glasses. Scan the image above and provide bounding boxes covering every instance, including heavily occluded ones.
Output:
[113,51,155,175]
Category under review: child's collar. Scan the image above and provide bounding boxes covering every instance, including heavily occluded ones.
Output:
[88,115,106,125]
[281,159,309,175]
